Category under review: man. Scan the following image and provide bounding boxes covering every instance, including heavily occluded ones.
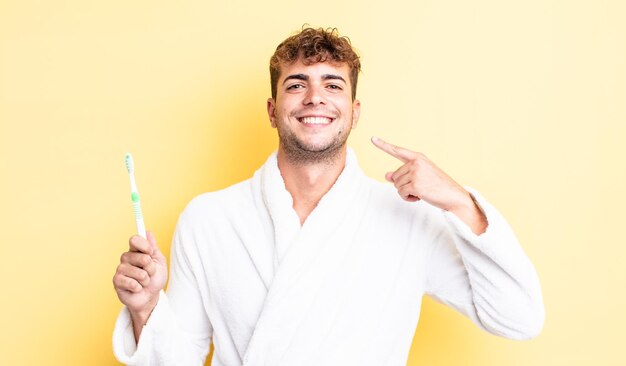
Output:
[113,27,544,365]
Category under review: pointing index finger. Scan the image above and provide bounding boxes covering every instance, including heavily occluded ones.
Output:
[371,136,415,163]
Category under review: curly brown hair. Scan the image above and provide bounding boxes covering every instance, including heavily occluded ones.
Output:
[269,26,361,100]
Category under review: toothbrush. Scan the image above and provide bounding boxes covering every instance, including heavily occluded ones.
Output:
[125,153,147,239]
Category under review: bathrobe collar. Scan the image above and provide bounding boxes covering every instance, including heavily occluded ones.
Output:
[243,147,370,365]
[259,148,363,268]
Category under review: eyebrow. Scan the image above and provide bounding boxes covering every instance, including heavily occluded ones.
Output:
[282,73,346,85]
[321,74,346,83]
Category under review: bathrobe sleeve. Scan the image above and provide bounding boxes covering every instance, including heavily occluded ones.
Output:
[112,218,213,365]
[423,186,545,340]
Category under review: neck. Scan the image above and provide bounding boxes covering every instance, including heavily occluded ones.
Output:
[277,146,348,225]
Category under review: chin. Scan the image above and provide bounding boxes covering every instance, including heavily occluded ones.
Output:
[279,139,346,164]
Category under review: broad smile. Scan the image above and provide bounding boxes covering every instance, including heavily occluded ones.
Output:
[297,116,335,125]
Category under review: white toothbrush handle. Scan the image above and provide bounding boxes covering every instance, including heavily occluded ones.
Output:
[131,192,147,239]
[125,153,147,239]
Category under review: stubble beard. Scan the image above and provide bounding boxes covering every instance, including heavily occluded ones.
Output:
[276,114,351,166]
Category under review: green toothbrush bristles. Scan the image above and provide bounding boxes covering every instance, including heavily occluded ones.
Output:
[131,192,140,202]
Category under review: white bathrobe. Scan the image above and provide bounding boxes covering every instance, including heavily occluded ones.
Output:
[113,149,544,366]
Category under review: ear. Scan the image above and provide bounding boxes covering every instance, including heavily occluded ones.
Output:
[267,98,277,128]
[351,99,361,129]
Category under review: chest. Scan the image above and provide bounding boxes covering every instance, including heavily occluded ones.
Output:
[196,203,430,332]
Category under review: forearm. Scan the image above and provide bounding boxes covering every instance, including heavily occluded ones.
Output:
[437,187,545,339]
[112,290,212,364]
[129,297,159,344]
[130,311,149,345]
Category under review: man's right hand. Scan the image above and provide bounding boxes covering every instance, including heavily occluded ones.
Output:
[113,231,168,340]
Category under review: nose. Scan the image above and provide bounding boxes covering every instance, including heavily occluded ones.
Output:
[303,84,325,106]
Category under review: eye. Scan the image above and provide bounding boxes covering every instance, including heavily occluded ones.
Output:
[287,84,305,90]
[327,84,343,91]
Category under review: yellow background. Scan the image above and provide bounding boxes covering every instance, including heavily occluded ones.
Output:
[1,0,624,365]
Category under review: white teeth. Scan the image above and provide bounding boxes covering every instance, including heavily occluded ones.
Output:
[300,116,332,125]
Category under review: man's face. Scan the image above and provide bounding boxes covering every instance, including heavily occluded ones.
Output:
[267,59,361,163]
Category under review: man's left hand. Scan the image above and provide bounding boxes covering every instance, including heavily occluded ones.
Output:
[371,136,487,234]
